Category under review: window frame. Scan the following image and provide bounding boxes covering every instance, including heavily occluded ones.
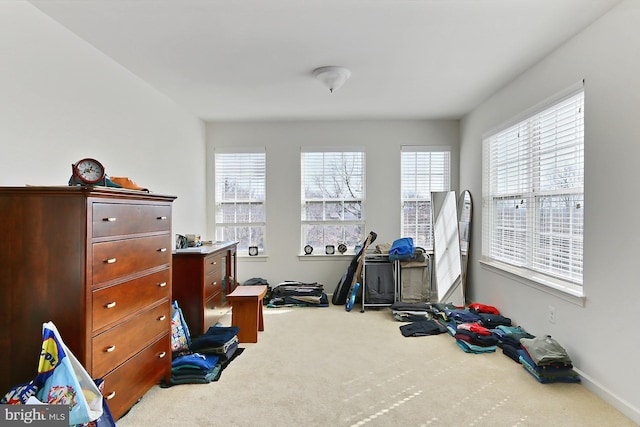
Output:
[481,82,584,298]
[400,146,451,251]
[214,147,267,256]
[300,147,366,256]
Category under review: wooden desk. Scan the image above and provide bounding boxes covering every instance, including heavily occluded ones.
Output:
[226,285,267,343]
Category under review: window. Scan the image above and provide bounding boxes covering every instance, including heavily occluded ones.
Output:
[482,86,584,288]
[401,146,451,250]
[301,148,365,253]
[214,148,266,253]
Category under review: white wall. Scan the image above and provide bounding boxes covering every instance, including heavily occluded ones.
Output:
[460,0,640,422]
[206,120,459,288]
[0,2,207,235]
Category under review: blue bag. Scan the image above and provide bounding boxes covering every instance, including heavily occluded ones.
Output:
[389,237,415,261]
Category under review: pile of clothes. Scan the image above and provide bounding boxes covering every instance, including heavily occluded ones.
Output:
[493,325,535,362]
[267,281,329,307]
[518,335,580,383]
[167,324,243,386]
[428,302,512,354]
[393,300,581,384]
[170,353,221,385]
[390,301,433,322]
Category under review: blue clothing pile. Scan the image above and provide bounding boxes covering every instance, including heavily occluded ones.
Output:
[190,326,240,359]
[170,353,220,385]
[166,325,242,386]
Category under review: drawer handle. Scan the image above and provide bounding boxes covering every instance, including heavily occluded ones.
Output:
[210,281,217,286]
[105,301,117,309]
[157,351,167,359]
[103,217,117,222]
[157,216,168,220]
[105,345,116,353]
[211,261,217,265]
[105,391,116,400]
[158,282,167,288]
[105,258,117,264]
[158,315,166,321]
[158,247,167,252]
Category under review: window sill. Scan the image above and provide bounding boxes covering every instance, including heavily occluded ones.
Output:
[479,258,585,307]
[238,254,268,262]
[298,253,353,261]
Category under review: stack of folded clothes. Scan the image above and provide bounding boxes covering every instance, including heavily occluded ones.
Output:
[519,335,580,383]
[267,281,329,307]
[442,308,483,324]
[468,302,512,329]
[189,325,241,362]
[453,322,499,354]
[390,301,433,322]
[492,325,535,363]
[170,353,220,385]
[428,302,458,322]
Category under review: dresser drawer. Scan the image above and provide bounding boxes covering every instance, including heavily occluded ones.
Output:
[204,270,223,300]
[205,281,222,304]
[93,235,171,284]
[93,203,171,238]
[101,334,170,421]
[92,302,170,378]
[92,269,171,331]
[204,253,222,275]
[205,293,222,310]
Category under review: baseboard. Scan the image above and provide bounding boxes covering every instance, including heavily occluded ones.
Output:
[573,367,640,424]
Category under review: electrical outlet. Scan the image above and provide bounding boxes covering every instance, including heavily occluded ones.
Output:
[548,305,556,324]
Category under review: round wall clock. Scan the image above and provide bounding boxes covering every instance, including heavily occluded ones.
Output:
[304,245,313,255]
[72,158,106,184]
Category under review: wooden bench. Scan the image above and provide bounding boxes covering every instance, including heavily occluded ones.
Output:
[226,285,267,343]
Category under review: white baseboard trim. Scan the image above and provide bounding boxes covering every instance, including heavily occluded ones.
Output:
[573,367,640,424]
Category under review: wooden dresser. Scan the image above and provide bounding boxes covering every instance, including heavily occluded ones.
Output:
[172,242,238,336]
[0,186,176,420]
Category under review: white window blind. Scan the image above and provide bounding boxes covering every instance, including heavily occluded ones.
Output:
[301,148,365,252]
[401,146,451,250]
[215,149,266,253]
[482,87,584,286]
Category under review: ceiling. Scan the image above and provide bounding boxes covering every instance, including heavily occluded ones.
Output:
[29,0,621,122]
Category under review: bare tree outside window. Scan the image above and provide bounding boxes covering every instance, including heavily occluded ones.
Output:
[301,150,365,252]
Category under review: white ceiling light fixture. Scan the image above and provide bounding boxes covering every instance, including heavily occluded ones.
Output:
[312,66,351,93]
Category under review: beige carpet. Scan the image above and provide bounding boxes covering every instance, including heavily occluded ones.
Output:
[116,303,635,427]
